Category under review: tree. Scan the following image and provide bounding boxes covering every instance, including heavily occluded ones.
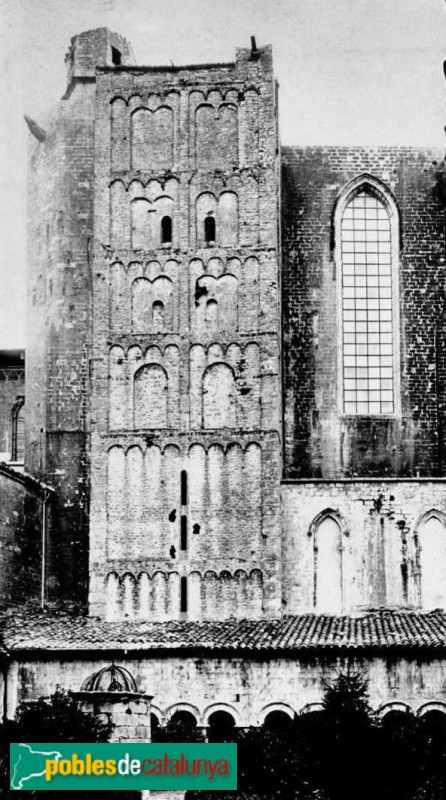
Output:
[0,687,138,800]
[308,670,379,800]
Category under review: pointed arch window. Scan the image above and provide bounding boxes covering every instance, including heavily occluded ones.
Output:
[11,399,25,463]
[336,176,400,415]
[310,510,347,613]
[415,511,446,610]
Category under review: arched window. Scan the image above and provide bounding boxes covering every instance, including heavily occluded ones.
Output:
[170,710,196,730]
[336,176,399,415]
[310,510,346,613]
[161,215,172,245]
[205,298,218,331]
[152,300,165,331]
[263,710,293,733]
[208,711,237,743]
[202,363,236,428]
[416,511,446,609]
[134,364,168,428]
[11,399,25,462]
[204,215,216,244]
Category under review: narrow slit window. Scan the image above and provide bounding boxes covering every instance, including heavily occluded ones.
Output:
[204,216,216,244]
[180,576,188,612]
[341,190,395,415]
[181,470,188,505]
[180,515,187,550]
[161,215,172,245]
[205,299,218,331]
[152,300,164,330]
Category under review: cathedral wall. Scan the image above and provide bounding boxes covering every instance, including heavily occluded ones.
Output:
[282,479,446,614]
[10,653,446,725]
[281,146,446,479]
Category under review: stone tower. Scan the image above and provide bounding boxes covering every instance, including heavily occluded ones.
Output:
[26,29,135,603]
[88,39,283,620]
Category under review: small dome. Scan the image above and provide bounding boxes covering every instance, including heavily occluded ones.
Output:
[81,664,138,693]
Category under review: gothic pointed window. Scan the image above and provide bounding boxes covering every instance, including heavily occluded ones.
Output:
[11,399,25,462]
[338,177,399,415]
[313,513,343,613]
[416,511,446,610]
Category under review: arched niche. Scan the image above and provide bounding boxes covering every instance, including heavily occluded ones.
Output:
[309,509,348,614]
[134,363,168,428]
[202,363,236,428]
[416,510,446,610]
[131,105,174,171]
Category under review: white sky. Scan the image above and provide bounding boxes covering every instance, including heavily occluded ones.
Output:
[0,0,445,347]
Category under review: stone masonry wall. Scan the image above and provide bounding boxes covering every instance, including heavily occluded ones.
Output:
[281,147,446,479]
[26,81,96,603]
[282,479,446,614]
[9,652,446,726]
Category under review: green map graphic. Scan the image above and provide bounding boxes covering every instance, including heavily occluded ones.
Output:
[11,743,62,789]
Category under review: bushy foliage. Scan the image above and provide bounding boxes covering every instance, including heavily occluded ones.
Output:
[152,715,205,744]
[187,670,446,800]
[0,687,138,800]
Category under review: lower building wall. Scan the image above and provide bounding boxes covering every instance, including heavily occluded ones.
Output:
[7,653,446,724]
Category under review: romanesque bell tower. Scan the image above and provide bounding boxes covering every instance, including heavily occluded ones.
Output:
[88,37,283,620]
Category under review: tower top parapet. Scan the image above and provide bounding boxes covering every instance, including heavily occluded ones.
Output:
[65,27,134,94]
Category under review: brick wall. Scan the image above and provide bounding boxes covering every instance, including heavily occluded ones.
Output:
[281,147,446,478]
[0,469,44,607]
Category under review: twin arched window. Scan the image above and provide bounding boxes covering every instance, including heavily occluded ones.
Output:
[310,508,446,613]
[336,176,399,416]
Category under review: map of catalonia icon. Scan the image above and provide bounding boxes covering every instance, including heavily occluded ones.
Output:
[10,744,63,790]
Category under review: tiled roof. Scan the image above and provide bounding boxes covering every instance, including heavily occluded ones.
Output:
[1,609,446,656]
